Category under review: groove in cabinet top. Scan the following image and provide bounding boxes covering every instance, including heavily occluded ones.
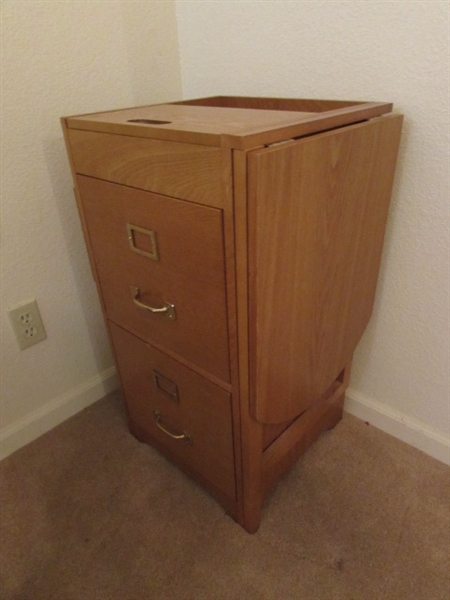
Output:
[64,96,393,149]
[173,96,366,112]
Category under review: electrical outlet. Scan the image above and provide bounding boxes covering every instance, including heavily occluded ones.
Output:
[7,299,47,350]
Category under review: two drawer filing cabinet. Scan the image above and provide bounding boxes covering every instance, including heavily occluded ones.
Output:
[62,96,402,532]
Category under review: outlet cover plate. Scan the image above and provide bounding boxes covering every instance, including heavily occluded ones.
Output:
[7,299,47,350]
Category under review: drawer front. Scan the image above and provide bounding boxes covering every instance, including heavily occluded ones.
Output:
[110,322,236,500]
[68,129,223,207]
[78,176,230,383]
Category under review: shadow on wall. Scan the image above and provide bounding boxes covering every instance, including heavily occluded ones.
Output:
[348,114,410,381]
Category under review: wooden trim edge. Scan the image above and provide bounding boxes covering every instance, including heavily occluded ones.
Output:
[262,382,346,496]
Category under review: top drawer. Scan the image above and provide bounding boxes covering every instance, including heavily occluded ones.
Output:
[77,176,230,383]
[67,129,224,207]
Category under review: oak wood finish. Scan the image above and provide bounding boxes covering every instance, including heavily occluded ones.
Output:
[109,322,236,501]
[221,102,394,150]
[67,103,315,140]
[65,97,392,149]
[77,176,230,384]
[221,147,245,524]
[62,96,402,533]
[232,149,265,533]
[68,129,224,206]
[248,115,403,424]
[262,418,296,451]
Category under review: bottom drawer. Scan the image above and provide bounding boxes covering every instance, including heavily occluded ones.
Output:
[109,322,236,501]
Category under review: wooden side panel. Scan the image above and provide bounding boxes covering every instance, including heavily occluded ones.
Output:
[262,362,351,451]
[248,115,403,424]
[67,129,223,207]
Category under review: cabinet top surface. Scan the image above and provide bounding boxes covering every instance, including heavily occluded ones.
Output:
[64,96,393,149]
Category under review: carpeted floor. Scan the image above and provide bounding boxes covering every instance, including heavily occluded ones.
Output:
[1,390,449,600]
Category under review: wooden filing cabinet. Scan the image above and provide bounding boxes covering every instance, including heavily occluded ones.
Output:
[62,96,402,532]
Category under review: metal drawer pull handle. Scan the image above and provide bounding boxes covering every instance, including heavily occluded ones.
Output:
[131,286,176,320]
[153,411,191,445]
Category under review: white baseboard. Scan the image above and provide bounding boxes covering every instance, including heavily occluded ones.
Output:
[345,388,450,466]
[0,367,119,461]
[2,373,448,466]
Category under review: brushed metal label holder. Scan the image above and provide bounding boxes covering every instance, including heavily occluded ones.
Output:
[153,370,179,403]
[127,223,159,261]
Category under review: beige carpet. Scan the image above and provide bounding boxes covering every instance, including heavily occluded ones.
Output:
[1,390,449,600]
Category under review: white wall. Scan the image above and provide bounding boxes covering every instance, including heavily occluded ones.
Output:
[176,0,450,461]
[0,0,181,458]
[2,0,448,464]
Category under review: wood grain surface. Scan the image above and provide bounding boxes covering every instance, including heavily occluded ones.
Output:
[68,129,224,206]
[248,115,403,424]
[62,97,403,533]
[109,322,236,500]
[77,176,230,383]
[65,97,392,149]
